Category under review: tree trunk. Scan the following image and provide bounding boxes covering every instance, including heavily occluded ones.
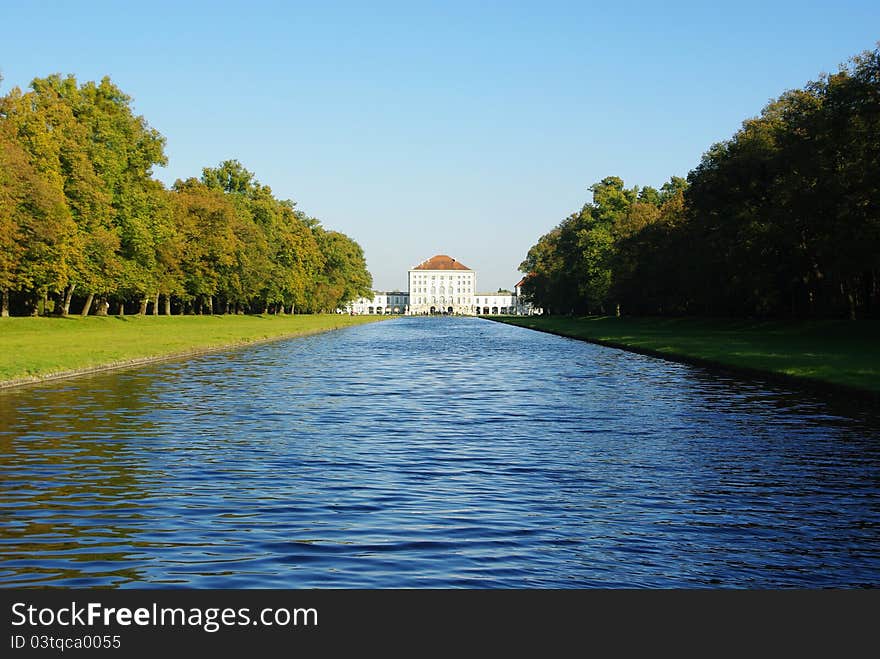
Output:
[117,300,125,316]
[1,289,8,317]
[138,297,148,315]
[164,294,171,316]
[81,292,94,316]
[262,304,269,315]
[60,283,75,316]
[207,296,214,315]
[41,291,49,316]
[153,292,159,316]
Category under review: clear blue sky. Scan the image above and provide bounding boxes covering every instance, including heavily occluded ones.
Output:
[2,1,877,291]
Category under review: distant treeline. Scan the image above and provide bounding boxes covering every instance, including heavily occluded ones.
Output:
[520,47,879,319]
[0,75,372,317]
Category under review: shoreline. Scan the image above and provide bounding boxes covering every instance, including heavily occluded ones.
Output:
[0,315,391,391]
[488,316,879,401]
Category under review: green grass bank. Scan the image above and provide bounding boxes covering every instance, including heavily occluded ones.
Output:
[0,314,389,387]
[490,316,880,395]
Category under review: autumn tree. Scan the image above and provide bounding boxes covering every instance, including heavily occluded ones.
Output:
[1,78,375,317]
[0,81,81,315]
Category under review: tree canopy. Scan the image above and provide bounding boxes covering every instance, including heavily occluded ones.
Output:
[0,76,372,316]
[520,46,879,320]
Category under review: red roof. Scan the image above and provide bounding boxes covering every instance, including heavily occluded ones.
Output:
[412,255,471,271]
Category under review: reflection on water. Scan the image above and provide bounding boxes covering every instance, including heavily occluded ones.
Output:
[1,317,878,587]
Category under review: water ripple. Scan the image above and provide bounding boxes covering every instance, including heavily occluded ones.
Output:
[1,317,878,587]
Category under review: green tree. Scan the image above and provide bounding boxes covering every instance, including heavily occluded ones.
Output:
[0,81,81,314]
[171,178,242,313]
[304,226,372,312]
[2,75,373,318]
[71,76,168,314]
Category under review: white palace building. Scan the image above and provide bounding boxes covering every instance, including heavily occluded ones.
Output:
[343,254,540,316]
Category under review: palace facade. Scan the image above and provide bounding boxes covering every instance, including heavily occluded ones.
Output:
[343,254,540,316]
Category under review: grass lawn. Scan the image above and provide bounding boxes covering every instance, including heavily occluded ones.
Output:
[0,314,390,385]
[491,315,880,394]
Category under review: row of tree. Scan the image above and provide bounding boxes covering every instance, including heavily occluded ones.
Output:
[520,46,879,319]
[0,74,372,317]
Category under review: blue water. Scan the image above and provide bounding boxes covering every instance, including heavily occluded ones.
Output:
[1,317,878,587]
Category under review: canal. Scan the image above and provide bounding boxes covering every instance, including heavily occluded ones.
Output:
[1,316,878,587]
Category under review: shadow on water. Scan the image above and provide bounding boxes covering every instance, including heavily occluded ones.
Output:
[1,317,878,587]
